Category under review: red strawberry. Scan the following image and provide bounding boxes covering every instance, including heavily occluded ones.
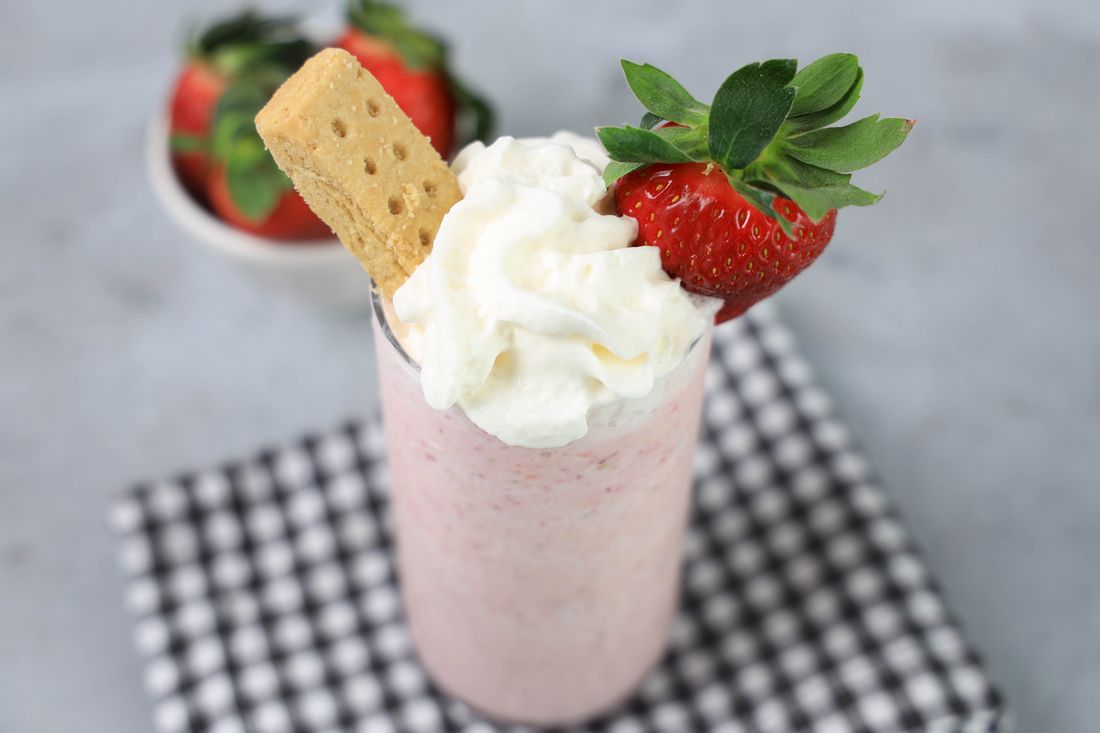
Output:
[336,30,456,156]
[615,163,837,322]
[164,11,332,240]
[599,56,913,323]
[167,11,314,203]
[208,167,331,241]
[335,0,493,158]
[205,80,330,241]
[168,63,226,196]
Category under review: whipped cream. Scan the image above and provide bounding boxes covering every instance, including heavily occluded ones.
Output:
[392,133,716,449]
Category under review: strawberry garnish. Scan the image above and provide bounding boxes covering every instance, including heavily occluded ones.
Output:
[335,0,493,158]
[599,55,913,322]
[168,11,314,201]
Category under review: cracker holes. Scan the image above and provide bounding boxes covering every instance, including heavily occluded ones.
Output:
[422,180,436,198]
[392,143,407,161]
[366,99,380,117]
[364,158,377,175]
[388,196,404,215]
[418,229,432,247]
[332,119,347,138]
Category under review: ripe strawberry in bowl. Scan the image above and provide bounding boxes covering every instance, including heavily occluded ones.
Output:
[168,11,314,202]
[202,79,332,241]
[598,55,913,323]
[334,0,493,158]
[151,11,374,309]
[165,11,330,241]
[168,60,224,200]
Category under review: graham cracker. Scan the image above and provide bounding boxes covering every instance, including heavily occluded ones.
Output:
[255,48,462,297]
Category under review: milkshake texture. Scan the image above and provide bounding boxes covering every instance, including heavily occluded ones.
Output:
[375,309,711,723]
[377,134,719,723]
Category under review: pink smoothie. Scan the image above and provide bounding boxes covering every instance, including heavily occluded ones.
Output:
[373,303,712,725]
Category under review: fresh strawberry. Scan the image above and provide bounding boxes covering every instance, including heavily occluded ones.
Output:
[616,163,838,321]
[599,56,913,322]
[169,63,226,196]
[205,80,330,241]
[168,11,314,202]
[208,166,330,240]
[336,30,455,155]
[334,0,493,158]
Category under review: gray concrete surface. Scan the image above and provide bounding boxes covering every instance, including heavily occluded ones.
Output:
[2,1,1098,731]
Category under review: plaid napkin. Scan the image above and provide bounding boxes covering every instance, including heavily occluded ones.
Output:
[111,305,1009,733]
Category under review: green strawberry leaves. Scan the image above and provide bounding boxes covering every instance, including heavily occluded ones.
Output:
[763,178,881,223]
[208,41,313,79]
[226,158,290,222]
[786,67,864,134]
[620,61,709,127]
[180,10,318,210]
[785,114,915,173]
[195,12,296,52]
[596,123,712,186]
[640,112,664,130]
[659,125,711,161]
[747,154,852,189]
[169,133,207,153]
[212,81,293,221]
[599,53,912,229]
[725,175,782,228]
[597,126,697,165]
[788,53,860,118]
[708,59,796,170]
[602,161,645,187]
[190,10,313,77]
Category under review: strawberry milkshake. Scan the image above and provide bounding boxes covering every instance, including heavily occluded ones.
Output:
[379,134,717,723]
[256,47,911,727]
[374,305,711,723]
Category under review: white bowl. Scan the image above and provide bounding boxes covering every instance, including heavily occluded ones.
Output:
[145,114,373,312]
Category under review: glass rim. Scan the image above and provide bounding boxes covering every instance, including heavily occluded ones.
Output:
[371,280,421,373]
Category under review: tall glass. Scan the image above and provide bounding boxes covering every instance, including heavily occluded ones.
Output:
[372,291,712,726]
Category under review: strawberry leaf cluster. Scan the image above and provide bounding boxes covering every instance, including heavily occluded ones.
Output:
[189,11,314,79]
[598,54,913,235]
[170,11,318,221]
[211,82,295,221]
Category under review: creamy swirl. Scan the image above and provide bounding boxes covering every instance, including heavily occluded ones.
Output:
[392,133,715,448]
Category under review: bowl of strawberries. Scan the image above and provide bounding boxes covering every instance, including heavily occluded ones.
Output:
[148,3,490,311]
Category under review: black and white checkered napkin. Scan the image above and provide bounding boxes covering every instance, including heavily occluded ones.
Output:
[111,305,1009,733]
